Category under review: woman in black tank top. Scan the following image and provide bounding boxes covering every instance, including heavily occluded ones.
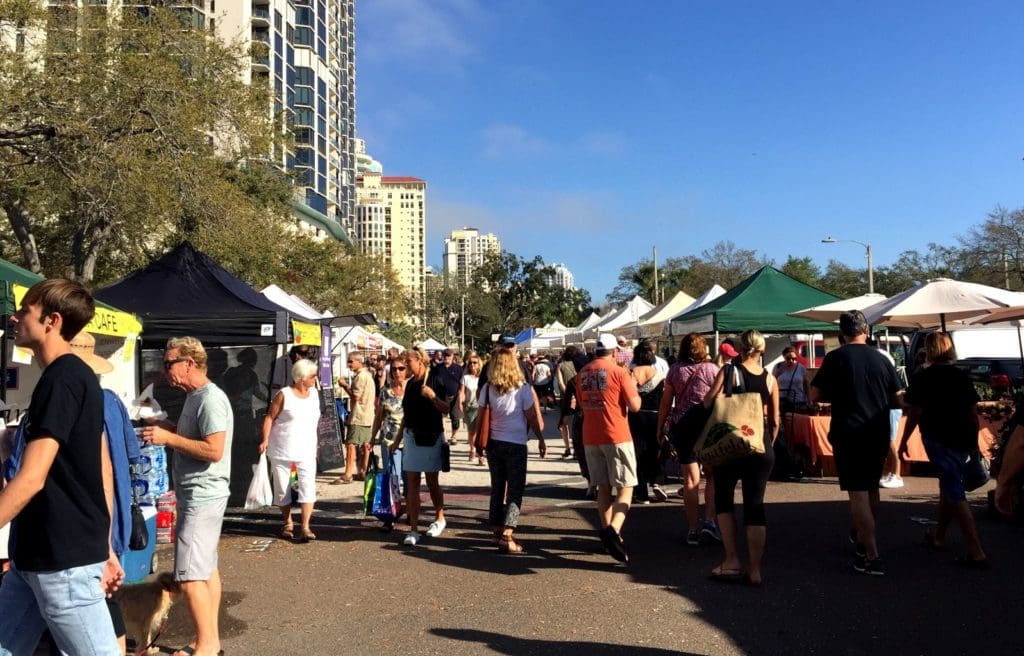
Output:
[702,330,780,586]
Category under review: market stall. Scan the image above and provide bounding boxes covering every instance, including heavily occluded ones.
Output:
[95,242,322,505]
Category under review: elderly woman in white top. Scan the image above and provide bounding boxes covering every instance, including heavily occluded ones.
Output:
[480,348,546,553]
[259,358,322,542]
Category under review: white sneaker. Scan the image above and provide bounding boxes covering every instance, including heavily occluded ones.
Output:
[402,531,420,546]
[880,474,904,489]
[425,519,446,538]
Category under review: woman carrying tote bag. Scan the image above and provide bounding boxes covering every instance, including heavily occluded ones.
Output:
[701,329,779,586]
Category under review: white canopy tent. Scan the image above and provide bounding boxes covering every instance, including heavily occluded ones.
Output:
[861,278,1024,330]
[417,337,448,352]
[789,293,887,324]
[588,295,654,337]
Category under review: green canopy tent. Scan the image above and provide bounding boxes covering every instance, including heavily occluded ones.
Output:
[669,266,841,338]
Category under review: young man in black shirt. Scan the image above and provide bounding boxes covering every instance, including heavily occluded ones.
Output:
[0,279,122,654]
[811,311,901,576]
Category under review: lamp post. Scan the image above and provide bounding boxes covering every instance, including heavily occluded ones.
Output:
[822,237,873,294]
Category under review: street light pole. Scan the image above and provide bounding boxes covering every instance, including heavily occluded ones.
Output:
[822,237,874,294]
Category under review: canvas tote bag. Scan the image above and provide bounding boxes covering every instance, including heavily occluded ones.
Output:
[693,365,767,466]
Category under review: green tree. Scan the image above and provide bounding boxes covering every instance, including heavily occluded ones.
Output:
[0,3,284,283]
[957,206,1024,290]
[818,260,866,298]
[607,257,686,305]
[780,255,822,287]
[679,241,771,294]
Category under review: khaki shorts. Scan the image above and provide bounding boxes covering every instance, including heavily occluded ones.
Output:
[175,496,227,582]
[584,442,638,488]
[346,424,372,445]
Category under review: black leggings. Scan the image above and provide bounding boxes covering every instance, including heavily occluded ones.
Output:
[713,435,775,526]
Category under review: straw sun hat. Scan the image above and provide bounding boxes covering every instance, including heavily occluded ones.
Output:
[70,331,114,375]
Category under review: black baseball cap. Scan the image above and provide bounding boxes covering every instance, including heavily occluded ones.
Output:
[498,334,517,346]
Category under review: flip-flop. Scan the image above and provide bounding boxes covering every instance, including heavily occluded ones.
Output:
[744,573,763,587]
[279,525,294,540]
[709,567,746,583]
[173,647,225,656]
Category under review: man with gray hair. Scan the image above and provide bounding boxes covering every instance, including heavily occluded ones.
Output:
[810,311,900,576]
[141,337,233,656]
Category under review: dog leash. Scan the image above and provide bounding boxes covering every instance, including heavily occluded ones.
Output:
[133,614,168,656]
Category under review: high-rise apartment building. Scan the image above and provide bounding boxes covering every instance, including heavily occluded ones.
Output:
[442,227,501,288]
[549,262,575,290]
[41,1,357,240]
[215,0,356,240]
[354,171,426,306]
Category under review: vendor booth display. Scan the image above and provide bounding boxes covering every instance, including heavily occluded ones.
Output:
[96,242,328,505]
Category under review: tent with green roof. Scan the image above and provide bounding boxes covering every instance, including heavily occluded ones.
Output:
[669,266,842,335]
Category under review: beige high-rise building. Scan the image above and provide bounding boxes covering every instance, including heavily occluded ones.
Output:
[354,171,426,306]
[31,0,357,242]
[443,227,501,288]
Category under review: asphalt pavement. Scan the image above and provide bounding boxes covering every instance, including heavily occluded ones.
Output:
[147,410,1024,655]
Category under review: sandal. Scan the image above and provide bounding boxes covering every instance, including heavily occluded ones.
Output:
[300,528,316,542]
[280,524,294,540]
[709,565,746,583]
[329,475,354,485]
[498,537,524,553]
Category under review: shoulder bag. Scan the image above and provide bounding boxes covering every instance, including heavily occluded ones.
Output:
[693,365,766,466]
[669,364,712,458]
[475,384,492,453]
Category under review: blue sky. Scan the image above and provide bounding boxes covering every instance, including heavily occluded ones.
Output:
[356,1,1024,303]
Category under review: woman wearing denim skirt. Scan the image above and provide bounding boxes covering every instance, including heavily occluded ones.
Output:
[480,349,546,553]
[390,346,449,546]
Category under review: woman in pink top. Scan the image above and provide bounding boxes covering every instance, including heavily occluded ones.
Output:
[657,333,720,547]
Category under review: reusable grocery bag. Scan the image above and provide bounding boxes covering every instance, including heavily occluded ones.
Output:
[372,458,402,522]
[244,452,273,510]
[693,365,766,466]
[363,455,379,516]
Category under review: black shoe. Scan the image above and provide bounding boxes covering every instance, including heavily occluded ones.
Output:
[849,528,866,557]
[853,555,886,576]
[600,526,629,563]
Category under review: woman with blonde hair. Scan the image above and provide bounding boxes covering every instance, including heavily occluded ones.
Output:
[703,329,779,586]
[899,332,987,567]
[259,358,322,541]
[479,348,546,552]
[389,346,449,546]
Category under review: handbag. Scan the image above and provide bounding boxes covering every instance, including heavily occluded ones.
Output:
[372,457,403,521]
[441,441,451,472]
[475,384,492,452]
[363,455,380,516]
[129,495,148,551]
[244,452,273,511]
[963,450,990,492]
[693,365,767,466]
[669,364,711,458]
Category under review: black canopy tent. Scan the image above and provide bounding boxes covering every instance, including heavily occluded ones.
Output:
[95,241,321,345]
[95,242,325,504]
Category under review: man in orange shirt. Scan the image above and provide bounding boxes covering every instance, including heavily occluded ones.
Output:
[578,334,642,562]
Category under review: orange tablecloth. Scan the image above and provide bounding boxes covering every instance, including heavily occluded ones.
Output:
[786,413,1000,467]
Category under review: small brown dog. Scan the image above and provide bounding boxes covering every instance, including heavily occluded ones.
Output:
[114,572,180,654]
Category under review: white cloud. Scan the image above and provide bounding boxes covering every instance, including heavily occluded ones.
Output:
[480,123,552,160]
[358,0,489,64]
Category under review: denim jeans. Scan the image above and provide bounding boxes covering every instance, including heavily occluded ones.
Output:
[487,439,528,529]
[0,561,120,656]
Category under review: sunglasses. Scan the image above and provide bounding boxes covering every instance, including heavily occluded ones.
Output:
[392,366,407,371]
[163,357,190,370]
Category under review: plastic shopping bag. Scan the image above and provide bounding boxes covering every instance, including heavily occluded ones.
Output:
[372,458,402,522]
[363,455,379,516]
[244,453,273,510]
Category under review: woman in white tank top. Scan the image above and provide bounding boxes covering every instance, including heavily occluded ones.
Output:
[260,358,322,541]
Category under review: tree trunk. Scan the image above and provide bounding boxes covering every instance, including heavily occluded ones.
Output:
[2,197,43,273]
[71,217,112,285]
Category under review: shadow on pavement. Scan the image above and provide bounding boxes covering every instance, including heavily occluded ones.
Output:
[430,628,700,655]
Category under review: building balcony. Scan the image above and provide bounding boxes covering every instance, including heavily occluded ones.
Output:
[251,54,270,71]
[252,29,271,45]
[251,6,271,24]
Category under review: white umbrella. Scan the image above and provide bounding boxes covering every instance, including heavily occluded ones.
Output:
[861,278,1024,331]
[789,293,888,323]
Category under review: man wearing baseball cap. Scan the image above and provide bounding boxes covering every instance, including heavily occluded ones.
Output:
[577,333,641,563]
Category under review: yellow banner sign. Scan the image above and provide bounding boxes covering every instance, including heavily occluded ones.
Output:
[13,283,143,338]
[291,320,322,346]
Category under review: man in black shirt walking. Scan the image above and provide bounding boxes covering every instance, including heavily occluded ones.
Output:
[811,311,901,576]
[0,279,122,654]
